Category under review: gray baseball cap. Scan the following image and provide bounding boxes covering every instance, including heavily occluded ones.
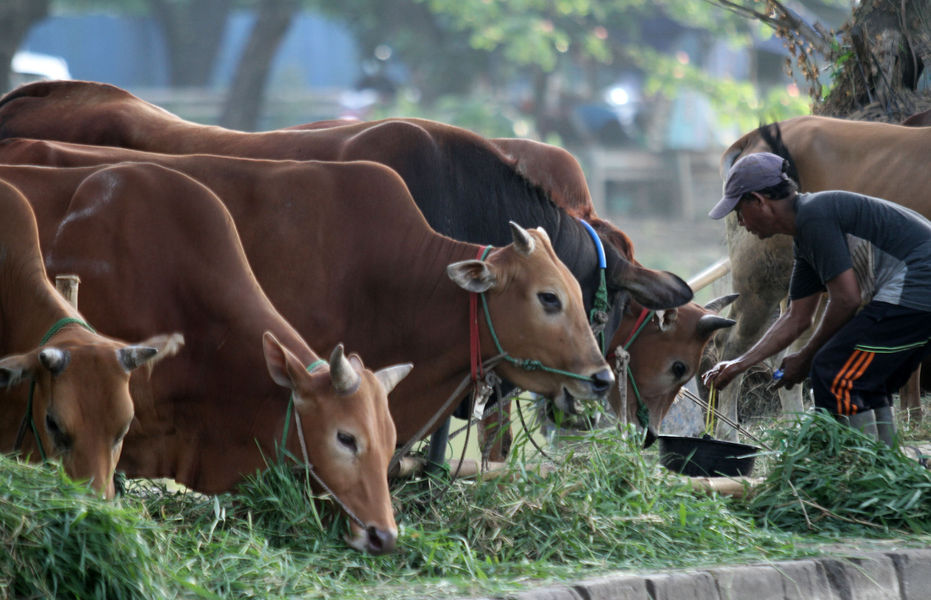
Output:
[708,152,789,219]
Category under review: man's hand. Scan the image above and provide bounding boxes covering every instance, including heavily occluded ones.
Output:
[773,351,811,390]
[702,359,746,390]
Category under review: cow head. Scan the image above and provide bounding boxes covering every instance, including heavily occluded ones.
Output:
[0,329,183,499]
[447,221,612,409]
[610,295,737,446]
[262,331,412,555]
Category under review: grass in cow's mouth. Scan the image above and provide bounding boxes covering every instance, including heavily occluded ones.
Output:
[3,413,931,599]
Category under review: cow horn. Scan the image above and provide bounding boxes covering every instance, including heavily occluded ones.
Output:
[703,293,739,314]
[329,344,360,393]
[509,221,535,256]
[696,314,736,339]
[117,346,159,371]
[38,348,70,376]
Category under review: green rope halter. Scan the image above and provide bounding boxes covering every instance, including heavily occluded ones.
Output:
[476,246,594,383]
[279,358,327,454]
[21,317,96,461]
[621,309,655,430]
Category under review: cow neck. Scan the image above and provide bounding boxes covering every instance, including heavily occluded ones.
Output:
[577,218,610,354]
[390,240,600,469]
[15,317,96,462]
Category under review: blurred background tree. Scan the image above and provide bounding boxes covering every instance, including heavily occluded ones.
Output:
[10,0,928,134]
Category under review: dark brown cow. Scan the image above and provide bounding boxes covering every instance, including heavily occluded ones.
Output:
[0,179,178,499]
[0,137,734,445]
[0,162,412,553]
[0,155,611,446]
[711,115,931,434]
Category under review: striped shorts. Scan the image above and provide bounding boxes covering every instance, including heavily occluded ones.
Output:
[809,301,931,416]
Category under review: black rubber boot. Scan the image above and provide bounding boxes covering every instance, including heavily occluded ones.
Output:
[873,405,897,449]
[842,409,879,441]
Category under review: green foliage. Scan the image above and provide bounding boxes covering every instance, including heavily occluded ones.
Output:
[0,459,170,599]
[8,413,930,599]
[368,92,531,138]
[747,411,931,535]
[631,46,810,132]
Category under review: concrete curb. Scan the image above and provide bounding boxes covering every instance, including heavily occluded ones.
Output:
[469,548,931,599]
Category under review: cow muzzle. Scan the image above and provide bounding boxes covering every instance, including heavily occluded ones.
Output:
[346,524,398,555]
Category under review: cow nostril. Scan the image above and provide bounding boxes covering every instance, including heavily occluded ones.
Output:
[590,369,613,394]
[366,525,397,555]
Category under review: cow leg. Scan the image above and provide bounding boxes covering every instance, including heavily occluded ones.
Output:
[478,401,513,464]
[778,386,805,415]
[425,418,451,475]
[898,366,923,425]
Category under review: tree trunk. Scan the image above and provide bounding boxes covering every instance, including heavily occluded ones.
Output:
[0,0,51,93]
[219,0,298,131]
[816,0,931,121]
[148,0,232,88]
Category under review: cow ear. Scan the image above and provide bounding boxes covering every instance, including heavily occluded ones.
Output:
[0,353,35,388]
[447,259,497,293]
[117,346,158,372]
[262,331,302,390]
[375,363,413,394]
[130,332,185,378]
[38,348,70,376]
[509,221,535,256]
[655,309,678,332]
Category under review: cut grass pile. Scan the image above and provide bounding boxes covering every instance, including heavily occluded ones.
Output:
[747,409,931,535]
[2,411,930,599]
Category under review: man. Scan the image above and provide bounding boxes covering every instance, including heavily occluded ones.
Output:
[702,152,931,447]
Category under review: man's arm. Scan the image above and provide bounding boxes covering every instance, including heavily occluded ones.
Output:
[776,267,861,387]
[703,291,822,389]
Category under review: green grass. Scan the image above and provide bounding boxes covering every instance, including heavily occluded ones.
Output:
[2,411,931,600]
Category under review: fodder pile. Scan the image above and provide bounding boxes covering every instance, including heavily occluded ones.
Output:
[4,412,930,599]
[747,410,931,535]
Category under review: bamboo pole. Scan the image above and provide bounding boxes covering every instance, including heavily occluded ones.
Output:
[55,274,81,309]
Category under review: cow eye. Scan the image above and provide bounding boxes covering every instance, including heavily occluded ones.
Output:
[537,292,562,313]
[672,361,688,379]
[45,413,72,450]
[336,431,358,453]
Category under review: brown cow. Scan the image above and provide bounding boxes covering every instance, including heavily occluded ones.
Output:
[0,162,412,553]
[710,115,931,435]
[0,137,734,446]
[486,137,735,442]
[0,155,611,446]
[0,178,178,499]
[0,82,695,449]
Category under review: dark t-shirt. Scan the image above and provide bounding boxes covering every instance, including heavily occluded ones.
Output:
[790,191,931,311]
